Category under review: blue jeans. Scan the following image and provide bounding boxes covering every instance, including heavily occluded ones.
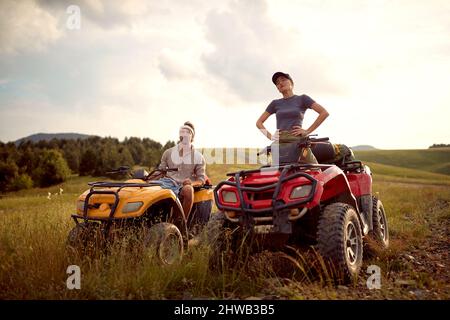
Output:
[158,177,181,196]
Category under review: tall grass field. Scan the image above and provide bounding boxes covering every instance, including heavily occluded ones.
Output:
[1,149,449,299]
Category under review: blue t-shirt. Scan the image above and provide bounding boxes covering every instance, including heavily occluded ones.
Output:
[265,94,315,130]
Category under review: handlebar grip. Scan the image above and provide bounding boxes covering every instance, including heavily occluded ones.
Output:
[311,137,329,142]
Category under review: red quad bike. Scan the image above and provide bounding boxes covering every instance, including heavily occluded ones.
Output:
[207,136,389,282]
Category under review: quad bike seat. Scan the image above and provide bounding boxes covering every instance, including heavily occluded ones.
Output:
[311,142,356,166]
[311,142,336,164]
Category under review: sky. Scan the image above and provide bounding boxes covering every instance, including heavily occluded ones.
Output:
[0,0,449,149]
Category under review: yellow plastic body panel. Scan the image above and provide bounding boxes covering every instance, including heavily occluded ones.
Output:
[76,179,213,219]
[77,184,177,219]
[193,188,214,203]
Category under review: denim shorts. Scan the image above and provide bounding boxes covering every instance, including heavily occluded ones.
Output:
[158,177,181,196]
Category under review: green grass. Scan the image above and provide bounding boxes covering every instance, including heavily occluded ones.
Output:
[354,148,450,175]
[364,162,450,186]
[0,163,449,299]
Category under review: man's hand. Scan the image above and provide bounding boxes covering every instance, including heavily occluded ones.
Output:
[182,178,192,186]
[291,126,310,137]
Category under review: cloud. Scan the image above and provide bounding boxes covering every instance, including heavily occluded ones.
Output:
[201,0,343,103]
[201,1,278,102]
[0,0,62,55]
[37,0,169,30]
[158,48,199,80]
[0,0,449,148]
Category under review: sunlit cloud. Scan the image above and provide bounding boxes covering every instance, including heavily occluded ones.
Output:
[0,0,449,149]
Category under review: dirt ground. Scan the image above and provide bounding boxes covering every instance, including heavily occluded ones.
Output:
[235,199,450,300]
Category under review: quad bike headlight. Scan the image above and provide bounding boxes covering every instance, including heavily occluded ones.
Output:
[77,200,85,212]
[290,185,313,199]
[122,201,144,213]
[222,190,238,203]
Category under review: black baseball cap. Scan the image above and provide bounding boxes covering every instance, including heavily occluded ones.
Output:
[272,71,293,85]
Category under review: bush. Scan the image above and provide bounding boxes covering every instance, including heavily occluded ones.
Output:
[10,174,33,191]
[32,150,71,187]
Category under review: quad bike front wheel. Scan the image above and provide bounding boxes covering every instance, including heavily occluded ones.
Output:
[66,222,105,257]
[201,211,234,270]
[143,222,184,265]
[317,202,363,282]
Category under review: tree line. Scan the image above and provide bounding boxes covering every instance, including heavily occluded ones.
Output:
[0,136,175,192]
[429,144,450,149]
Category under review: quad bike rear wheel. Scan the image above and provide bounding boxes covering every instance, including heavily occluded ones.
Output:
[317,202,363,282]
[143,222,184,265]
[371,196,389,248]
[365,196,389,255]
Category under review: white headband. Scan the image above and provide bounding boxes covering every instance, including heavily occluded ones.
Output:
[180,125,195,138]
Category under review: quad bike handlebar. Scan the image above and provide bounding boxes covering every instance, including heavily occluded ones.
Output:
[257,135,330,156]
[105,166,131,175]
[145,167,179,181]
[105,165,178,179]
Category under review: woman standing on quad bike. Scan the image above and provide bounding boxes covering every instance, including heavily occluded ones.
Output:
[256,72,329,163]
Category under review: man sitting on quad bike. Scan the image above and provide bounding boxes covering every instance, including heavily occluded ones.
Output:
[156,121,206,220]
[67,121,212,265]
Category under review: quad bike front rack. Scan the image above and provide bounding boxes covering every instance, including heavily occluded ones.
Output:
[214,163,333,214]
[71,181,164,227]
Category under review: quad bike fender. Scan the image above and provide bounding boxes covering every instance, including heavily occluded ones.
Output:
[315,166,369,233]
[315,166,359,212]
[159,197,189,250]
[143,197,188,250]
[346,172,372,196]
[193,188,214,203]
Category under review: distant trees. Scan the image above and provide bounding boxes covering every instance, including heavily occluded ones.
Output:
[79,148,98,176]
[0,159,33,192]
[0,160,20,192]
[0,136,175,192]
[429,144,450,149]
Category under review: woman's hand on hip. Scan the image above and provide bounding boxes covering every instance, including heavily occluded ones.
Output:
[291,126,309,137]
[271,130,280,141]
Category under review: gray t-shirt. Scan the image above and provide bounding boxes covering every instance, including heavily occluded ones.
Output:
[265,94,315,130]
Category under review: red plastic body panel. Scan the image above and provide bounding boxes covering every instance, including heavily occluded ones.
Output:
[216,165,372,212]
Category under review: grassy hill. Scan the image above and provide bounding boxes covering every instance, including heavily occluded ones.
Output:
[363,161,450,186]
[350,145,377,151]
[354,147,450,175]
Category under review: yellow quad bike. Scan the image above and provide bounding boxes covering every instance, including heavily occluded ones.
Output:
[67,166,214,265]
